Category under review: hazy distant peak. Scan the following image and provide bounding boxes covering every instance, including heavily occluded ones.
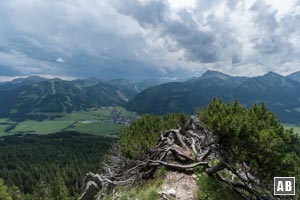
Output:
[289,71,300,75]
[262,71,283,78]
[199,70,232,80]
[11,76,46,84]
[108,78,133,84]
[264,71,280,75]
[85,77,99,82]
[287,71,300,82]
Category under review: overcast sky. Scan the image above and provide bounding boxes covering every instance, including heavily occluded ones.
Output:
[0,0,300,81]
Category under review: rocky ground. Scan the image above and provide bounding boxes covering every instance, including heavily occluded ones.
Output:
[158,171,198,200]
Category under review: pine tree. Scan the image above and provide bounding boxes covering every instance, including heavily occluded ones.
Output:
[198,98,300,185]
[8,185,23,200]
[120,113,187,159]
[32,181,51,200]
[49,175,70,200]
[0,179,12,200]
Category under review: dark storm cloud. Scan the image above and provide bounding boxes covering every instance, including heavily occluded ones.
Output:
[163,10,220,63]
[0,0,299,79]
[250,0,283,55]
[247,0,299,70]
[117,0,241,64]
[0,0,160,79]
[250,0,278,32]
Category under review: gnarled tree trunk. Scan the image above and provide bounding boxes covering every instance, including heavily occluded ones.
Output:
[79,117,279,200]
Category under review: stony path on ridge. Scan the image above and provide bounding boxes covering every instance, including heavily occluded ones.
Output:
[158,171,198,200]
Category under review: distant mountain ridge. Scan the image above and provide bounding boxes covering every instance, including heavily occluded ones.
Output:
[10,76,47,85]
[195,70,234,80]
[127,70,300,124]
[0,78,127,120]
[287,71,300,83]
[1,71,300,123]
[0,76,179,120]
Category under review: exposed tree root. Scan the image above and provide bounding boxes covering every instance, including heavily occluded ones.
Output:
[79,116,280,200]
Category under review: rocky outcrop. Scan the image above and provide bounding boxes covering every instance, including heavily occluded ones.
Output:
[158,171,198,200]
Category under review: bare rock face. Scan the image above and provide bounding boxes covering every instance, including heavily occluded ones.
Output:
[158,171,198,200]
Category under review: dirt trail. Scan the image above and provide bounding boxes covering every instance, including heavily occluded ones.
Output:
[158,171,198,200]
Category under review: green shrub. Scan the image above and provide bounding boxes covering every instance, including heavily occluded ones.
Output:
[119,195,129,200]
[0,179,12,200]
[197,173,240,200]
[197,98,300,187]
[119,114,187,159]
[117,168,166,200]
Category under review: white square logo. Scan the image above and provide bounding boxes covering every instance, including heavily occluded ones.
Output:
[274,177,295,196]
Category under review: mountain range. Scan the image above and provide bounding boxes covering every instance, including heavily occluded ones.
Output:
[127,70,300,124]
[0,71,299,123]
[0,76,179,120]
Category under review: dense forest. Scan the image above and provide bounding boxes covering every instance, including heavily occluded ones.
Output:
[0,132,114,199]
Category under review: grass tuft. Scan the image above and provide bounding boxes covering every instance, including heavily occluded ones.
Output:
[196,173,241,200]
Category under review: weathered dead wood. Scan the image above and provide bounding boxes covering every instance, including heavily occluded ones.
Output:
[198,148,212,161]
[79,117,277,200]
[147,160,208,169]
[206,159,227,176]
[79,117,216,200]
[79,181,100,200]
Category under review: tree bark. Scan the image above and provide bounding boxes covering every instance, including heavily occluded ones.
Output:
[79,181,100,200]
[206,160,226,176]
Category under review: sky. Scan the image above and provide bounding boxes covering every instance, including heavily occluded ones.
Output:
[0,0,300,81]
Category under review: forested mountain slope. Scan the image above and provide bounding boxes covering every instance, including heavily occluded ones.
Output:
[127,71,300,124]
[0,78,131,120]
